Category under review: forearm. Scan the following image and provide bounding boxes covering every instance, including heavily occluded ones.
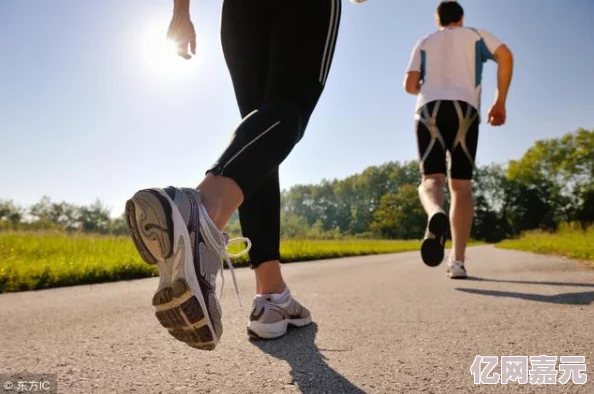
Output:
[173,0,190,16]
[404,72,422,95]
[407,87,420,95]
[495,56,513,103]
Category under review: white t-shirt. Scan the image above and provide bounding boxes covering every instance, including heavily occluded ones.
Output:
[406,26,504,116]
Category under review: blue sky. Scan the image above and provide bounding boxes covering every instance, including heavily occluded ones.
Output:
[1,0,593,217]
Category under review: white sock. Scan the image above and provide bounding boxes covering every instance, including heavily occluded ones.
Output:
[268,288,290,303]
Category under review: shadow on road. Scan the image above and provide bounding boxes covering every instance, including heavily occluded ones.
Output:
[249,322,366,394]
[465,276,594,288]
[456,288,594,305]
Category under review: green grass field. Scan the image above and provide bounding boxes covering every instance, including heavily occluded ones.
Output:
[497,224,594,264]
[0,232,440,293]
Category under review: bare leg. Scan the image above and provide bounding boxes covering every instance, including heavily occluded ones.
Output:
[448,179,474,261]
[254,261,287,294]
[418,174,446,215]
[196,176,288,295]
[197,174,244,231]
[419,173,449,267]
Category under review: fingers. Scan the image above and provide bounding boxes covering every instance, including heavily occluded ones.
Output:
[488,113,505,126]
[168,19,195,60]
[176,31,196,59]
[177,41,191,60]
[487,104,506,126]
[190,38,196,56]
[178,37,196,59]
[487,110,495,126]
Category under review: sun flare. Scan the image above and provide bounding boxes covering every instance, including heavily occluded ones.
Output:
[141,24,198,79]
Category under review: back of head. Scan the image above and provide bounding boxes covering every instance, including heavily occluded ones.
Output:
[436,1,464,27]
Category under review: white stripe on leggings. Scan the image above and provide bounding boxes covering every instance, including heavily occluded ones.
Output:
[319,0,340,85]
[221,120,282,172]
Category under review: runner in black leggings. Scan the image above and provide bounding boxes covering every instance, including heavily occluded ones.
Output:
[211,0,341,271]
[125,0,347,350]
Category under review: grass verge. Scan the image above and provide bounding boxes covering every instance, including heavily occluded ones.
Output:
[0,232,483,293]
[496,224,594,265]
[0,233,418,293]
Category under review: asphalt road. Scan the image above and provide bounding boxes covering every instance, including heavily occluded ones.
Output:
[1,245,593,394]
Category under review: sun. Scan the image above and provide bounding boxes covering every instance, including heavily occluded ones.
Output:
[141,24,198,80]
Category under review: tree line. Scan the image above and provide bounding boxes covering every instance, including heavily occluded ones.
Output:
[0,197,128,235]
[267,127,593,242]
[2,128,592,242]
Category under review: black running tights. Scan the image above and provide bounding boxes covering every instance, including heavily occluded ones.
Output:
[207,0,341,267]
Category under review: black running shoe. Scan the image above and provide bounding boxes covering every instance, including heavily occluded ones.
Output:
[420,208,449,267]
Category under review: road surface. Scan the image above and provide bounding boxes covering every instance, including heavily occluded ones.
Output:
[1,245,593,393]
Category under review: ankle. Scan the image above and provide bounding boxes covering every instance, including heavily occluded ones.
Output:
[254,260,287,294]
[256,282,287,295]
[198,193,224,229]
[197,175,244,230]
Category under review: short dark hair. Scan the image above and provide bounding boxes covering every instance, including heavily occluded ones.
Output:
[436,1,464,26]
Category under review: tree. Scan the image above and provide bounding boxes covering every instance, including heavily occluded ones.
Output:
[78,200,111,234]
[280,212,310,239]
[471,164,510,241]
[506,180,559,233]
[48,202,79,231]
[29,196,53,223]
[281,160,424,237]
[0,200,23,229]
[370,184,425,239]
[109,214,130,236]
[507,128,594,229]
[576,187,594,226]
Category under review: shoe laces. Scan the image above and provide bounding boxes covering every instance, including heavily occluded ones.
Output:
[197,202,251,307]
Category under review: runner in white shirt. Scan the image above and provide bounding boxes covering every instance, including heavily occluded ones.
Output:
[404,1,514,278]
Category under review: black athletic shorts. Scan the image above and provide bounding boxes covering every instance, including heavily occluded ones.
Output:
[415,100,480,180]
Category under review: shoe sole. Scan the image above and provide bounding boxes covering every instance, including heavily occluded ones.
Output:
[447,270,468,279]
[125,189,220,351]
[421,211,449,267]
[247,317,312,340]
